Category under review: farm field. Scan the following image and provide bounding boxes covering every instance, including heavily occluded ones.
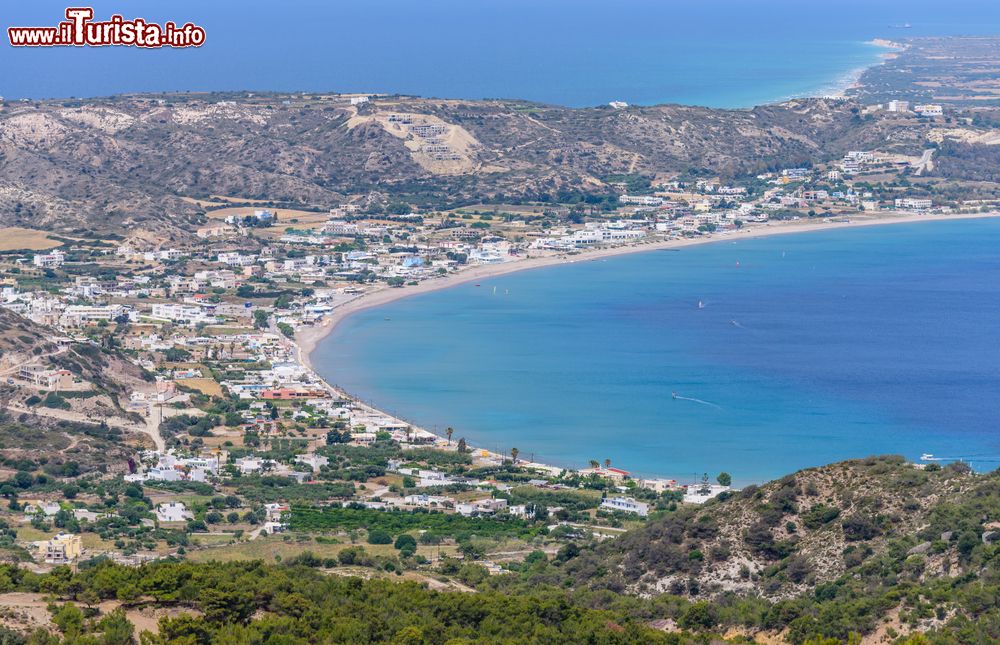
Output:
[0,228,62,251]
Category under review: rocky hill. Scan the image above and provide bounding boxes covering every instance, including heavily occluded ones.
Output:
[531,455,1000,641]
[599,456,988,599]
[0,308,151,415]
[0,93,930,238]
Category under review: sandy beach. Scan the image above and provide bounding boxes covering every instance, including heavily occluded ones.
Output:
[292,210,1000,472]
[297,211,1000,365]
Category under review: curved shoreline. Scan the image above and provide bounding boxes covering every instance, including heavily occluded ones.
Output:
[298,211,1000,364]
[294,211,1000,476]
[801,38,901,101]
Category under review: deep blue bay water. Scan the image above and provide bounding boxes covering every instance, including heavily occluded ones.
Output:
[4,0,1000,107]
[313,220,1000,484]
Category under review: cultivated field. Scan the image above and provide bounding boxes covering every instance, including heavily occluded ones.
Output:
[0,227,61,251]
[176,377,224,397]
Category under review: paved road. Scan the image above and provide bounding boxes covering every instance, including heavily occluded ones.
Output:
[914,148,935,176]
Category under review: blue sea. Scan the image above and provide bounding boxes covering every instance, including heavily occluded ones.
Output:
[313,220,1000,484]
[3,0,1000,107]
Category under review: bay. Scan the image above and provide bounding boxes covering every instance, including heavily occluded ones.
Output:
[314,220,1000,484]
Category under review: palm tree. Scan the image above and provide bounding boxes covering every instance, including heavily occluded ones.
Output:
[446,427,454,445]
[511,447,519,464]
[604,458,612,470]
[589,460,600,470]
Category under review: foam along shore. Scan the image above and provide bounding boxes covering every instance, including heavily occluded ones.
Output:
[293,210,1000,471]
[813,39,907,101]
[773,37,902,103]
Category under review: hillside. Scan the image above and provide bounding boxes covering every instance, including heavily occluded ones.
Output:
[600,456,986,600]
[528,455,1000,641]
[0,308,152,418]
[0,414,134,482]
[1,456,996,643]
[3,36,1000,240]
[0,94,928,238]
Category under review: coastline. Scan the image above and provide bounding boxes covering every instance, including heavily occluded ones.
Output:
[293,211,1000,477]
[818,38,907,100]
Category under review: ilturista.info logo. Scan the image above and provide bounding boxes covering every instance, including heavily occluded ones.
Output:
[8,7,206,48]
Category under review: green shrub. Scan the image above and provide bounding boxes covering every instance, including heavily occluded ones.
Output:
[367,529,392,545]
[394,534,417,551]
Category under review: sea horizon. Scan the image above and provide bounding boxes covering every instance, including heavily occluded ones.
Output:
[0,38,890,111]
[0,40,887,111]
[312,217,1000,486]
[5,0,1000,108]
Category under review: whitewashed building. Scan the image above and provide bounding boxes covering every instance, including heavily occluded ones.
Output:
[600,496,649,517]
[156,502,193,523]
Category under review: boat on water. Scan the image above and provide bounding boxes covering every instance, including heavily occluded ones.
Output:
[698,300,705,309]
[920,453,942,461]
[671,392,678,400]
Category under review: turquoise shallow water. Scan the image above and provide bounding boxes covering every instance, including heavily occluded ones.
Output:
[314,220,1000,484]
[4,0,1000,106]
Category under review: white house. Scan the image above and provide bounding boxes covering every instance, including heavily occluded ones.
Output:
[894,198,933,211]
[264,503,290,522]
[640,478,679,493]
[416,469,457,488]
[403,494,452,508]
[216,252,258,267]
[32,251,65,268]
[456,498,508,516]
[262,521,287,535]
[156,502,192,523]
[914,104,943,117]
[600,496,649,517]
[150,303,218,324]
[235,457,264,474]
[294,454,329,472]
[683,485,730,505]
[508,504,533,518]
[25,501,61,518]
[146,466,182,482]
[620,195,662,207]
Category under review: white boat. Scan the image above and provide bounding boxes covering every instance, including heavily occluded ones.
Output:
[698,300,705,309]
[920,453,942,461]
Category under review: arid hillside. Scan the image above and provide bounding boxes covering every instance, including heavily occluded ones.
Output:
[0,308,151,417]
[0,94,932,238]
[562,456,994,606]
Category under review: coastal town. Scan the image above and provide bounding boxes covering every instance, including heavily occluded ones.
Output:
[4,11,1000,639]
[0,115,992,573]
